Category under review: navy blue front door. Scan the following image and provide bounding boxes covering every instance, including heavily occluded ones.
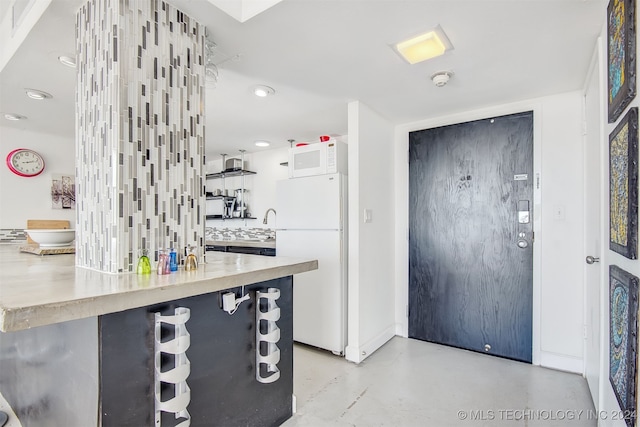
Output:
[408,111,534,363]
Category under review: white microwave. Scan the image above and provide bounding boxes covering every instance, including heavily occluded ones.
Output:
[288,141,348,178]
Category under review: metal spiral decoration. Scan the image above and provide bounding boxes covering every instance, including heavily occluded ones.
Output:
[154,307,191,427]
[256,288,281,384]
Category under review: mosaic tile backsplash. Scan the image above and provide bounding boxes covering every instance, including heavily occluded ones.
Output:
[0,229,27,243]
[205,227,276,241]
[76,0,205,273]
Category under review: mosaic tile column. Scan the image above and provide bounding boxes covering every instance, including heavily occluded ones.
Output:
[76,0,205,273]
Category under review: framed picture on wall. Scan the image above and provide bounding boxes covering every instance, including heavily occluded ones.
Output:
[609,107,638,259]
[51,174,76,210]
[609,265,639,427]
[608,0,636,123]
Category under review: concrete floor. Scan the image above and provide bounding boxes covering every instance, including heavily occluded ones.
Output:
[283,337,596,427]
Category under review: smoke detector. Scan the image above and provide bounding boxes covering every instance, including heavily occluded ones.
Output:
[431,71,454,87]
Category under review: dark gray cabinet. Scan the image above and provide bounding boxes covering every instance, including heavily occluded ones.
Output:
[100,277,293,426]
[206,245,275,257]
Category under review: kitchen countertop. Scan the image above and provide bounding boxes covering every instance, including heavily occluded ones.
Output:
[206,239,276,249]
[0,245,316,333]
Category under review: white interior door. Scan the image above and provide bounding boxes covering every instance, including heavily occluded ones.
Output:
[583,42,603,410]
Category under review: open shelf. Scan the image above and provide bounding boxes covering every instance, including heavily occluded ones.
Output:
[206,169,256,179]
[206,153,255,220]
[206,195,236,200]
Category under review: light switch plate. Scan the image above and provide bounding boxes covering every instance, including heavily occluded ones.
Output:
[554,205,566,221]
[364,209,373,223]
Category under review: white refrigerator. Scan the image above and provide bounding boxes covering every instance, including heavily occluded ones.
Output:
[276,173,348,355]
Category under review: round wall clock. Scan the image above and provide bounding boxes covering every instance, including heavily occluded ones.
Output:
[6,148,45,177]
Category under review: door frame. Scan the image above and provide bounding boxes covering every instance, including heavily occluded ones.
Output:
[394,102,543,365]
[581,35,607,413]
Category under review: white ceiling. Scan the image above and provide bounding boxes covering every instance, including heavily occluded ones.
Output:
[0,0,606,159]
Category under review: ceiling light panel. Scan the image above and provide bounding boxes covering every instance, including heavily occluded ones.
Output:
[394,26,453,65]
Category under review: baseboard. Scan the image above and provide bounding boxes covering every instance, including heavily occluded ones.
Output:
[344,344,360,363]
[395,321,408,338]
[345,325,395,364]
[539,351,583,374]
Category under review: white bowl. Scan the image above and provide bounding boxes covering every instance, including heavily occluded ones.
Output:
[25,229,76,247]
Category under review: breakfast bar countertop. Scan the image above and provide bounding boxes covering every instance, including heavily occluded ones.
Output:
[0,245,317,333]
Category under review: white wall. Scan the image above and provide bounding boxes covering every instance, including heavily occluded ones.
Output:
[345,101,396,363]
[394,91,586,373]
[245,147,289,227]
[0,126,75,229]
[538,92,585,370]
[204,147,289,228]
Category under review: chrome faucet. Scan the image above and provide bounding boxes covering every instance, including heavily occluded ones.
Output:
[263,208,276,225]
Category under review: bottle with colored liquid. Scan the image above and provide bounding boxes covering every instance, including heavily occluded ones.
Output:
[157,249,168,275]
[184,245,198,271]
[169,248,178,272]
[137,248,151,275]
[163,249,171,274]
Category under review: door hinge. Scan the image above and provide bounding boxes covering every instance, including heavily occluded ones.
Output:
[583,324,588,340]
[532,232,535,242]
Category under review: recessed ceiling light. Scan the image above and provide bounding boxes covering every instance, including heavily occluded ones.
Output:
[394,25,453,65]
[255,140,270,147]
[58,55,77,68]
[3,113,26,121]
[25,89,53,100]
[253,85,275,97]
